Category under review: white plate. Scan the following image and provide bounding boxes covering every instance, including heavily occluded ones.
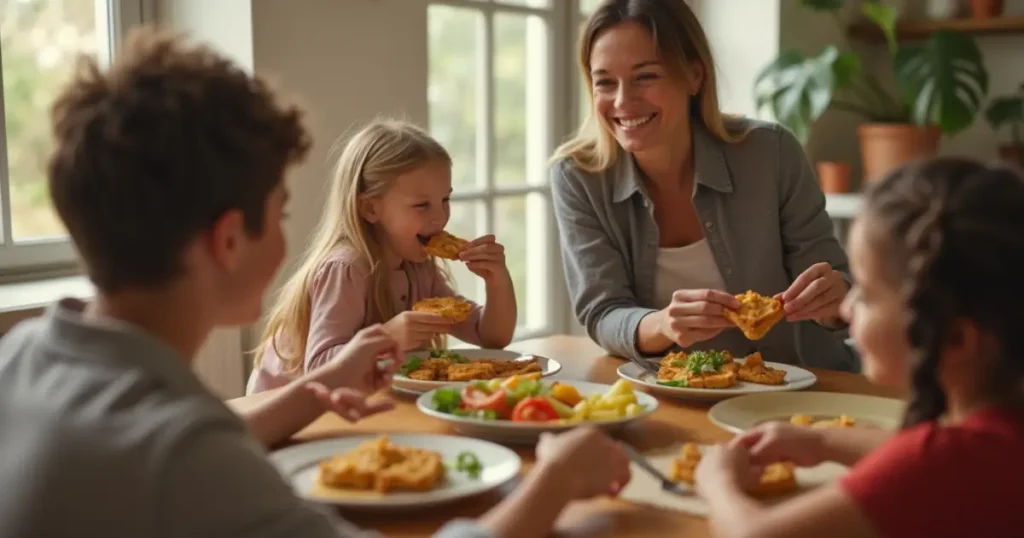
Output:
[416,380,658,444]
[269,433,521,510]
[392,348,562,394]
[617,357,817,402]
[708,391,906,434]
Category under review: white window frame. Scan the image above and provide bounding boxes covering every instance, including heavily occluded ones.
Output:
[427,0,585,340]
[0,0,150,277]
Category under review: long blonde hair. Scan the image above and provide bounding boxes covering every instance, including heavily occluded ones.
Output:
[255,118,451,375]
[552,0,748,173]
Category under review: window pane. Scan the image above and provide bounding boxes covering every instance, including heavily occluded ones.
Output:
[496,0,551,7]
[495,193,548,331]
[2,0,105,241]
[428,5,483,190]
[493,13,548,187]
[579,0,602,15]
[444,200,484,304]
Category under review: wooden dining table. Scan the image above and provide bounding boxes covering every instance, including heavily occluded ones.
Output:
[228,335,900,538]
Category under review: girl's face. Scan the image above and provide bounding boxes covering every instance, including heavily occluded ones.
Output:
[840,218,912,387]
[363,159,452,266]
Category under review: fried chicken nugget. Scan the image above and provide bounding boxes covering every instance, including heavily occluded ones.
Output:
[724,290,786,340]
[423,231,469,260]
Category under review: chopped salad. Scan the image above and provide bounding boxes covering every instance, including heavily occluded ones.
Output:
[430,376,646,423]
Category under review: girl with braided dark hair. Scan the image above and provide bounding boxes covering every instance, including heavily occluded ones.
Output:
[692,157,1024,538]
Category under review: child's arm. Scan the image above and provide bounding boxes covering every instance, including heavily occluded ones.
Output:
[243,326,400,448]
[446,234,516,348]
[736,422,893,468]
[302,257,369,372]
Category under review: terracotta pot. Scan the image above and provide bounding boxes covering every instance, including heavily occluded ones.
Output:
[857,123,941,184]
[998,144,1023,168]
[816,161,852,193]
[970,0,1004,18]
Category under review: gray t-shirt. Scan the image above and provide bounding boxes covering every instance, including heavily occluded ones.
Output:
[0,298,492,538]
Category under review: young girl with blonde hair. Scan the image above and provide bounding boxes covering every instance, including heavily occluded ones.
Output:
[248,118,516,394]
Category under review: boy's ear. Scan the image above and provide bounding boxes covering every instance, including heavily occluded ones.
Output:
[358,195,380,223]
[207,209,245,271]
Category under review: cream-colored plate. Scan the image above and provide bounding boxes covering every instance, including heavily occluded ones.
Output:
[392,348,561,394]
[707,391,906,434]
[269,434,521,511]
[617,358,817,402]
[619,443,848,517]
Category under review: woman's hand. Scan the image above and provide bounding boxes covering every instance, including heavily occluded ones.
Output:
[779,262,848,326]
[382,311,453,351]
[659,289,742,347]
[460,234,510,284]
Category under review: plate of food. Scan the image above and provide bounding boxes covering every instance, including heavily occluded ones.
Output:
[616,350,817,401]
[707,391,906,434]
[416,377,657,443]
[392,348,562,393]
[618,442,848,517]
[269,434,522,510]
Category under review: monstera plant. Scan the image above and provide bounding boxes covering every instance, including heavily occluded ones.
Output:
[754,0,989,183]
[985,83,1024,167]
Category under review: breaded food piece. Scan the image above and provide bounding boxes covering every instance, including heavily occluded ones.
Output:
[657,350,737,388]
[686,371,737,389]
[407,369,436,381]
[737,352,787,385]
[492,358,541,377]
[318,436,445,493]
[670,443,797,497]
[724,290,786,340]
[413,297,473,323]
[424,231,469,259]
[447,362,497,382]
[660,351,688,369]
[791,414,856,428]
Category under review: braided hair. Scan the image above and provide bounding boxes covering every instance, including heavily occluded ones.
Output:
[863,158,1024,428]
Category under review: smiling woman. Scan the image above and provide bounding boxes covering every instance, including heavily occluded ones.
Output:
[550,0,857,372]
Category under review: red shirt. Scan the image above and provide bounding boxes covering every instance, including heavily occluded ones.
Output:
[841,406,1023,538]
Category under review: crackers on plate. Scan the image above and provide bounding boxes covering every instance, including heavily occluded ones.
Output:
[724,290,786,340]
[412,297,473,323]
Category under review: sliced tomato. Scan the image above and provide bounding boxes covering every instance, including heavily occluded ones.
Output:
[461,386,510,418]
[511,397,560,422]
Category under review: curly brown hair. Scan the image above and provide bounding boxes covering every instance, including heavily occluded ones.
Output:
[864,157,1024,427]
[47,27,311,292]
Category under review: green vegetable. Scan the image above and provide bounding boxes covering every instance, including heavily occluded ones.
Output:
[452,408,498,420]
[543,395,576,419]
[432,387,462,413]
[455,451,483,479]
[670,359,687,367]
[507,379,543,401]
[657,379,689,387]
[684,351,727,374]
[398,357,423,376]
[429,349,469,363]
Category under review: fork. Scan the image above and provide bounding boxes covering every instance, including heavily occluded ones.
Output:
[619,442,691,497]
[633,358,660,376]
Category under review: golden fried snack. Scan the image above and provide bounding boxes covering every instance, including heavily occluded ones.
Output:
[446,362,496,382]
[737,352,787,385]
[791,414,856,428]
[670,442,797,497]
[656,350,738,389]
[318,436,445,493]
[423,231,469,259]
[412,297,473,322]
[724,290,786,340]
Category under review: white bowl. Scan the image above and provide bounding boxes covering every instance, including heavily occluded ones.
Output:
[416,380,658,444]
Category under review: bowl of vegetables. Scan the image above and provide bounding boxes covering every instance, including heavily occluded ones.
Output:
[415,376,658,443]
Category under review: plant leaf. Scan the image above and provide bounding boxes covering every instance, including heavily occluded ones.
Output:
[862,1,898,55]
[832,51,860,88]
[801,0,845,11]
[754,46,848,143]
[894,31,989,135]
[985,96,1024,130]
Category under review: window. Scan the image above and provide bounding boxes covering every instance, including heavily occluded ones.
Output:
[427,0,579,340]
[0,0,146,274]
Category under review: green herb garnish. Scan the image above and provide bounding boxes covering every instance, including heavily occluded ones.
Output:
[398,357,423,376]
[428,349,469,363]
[432,387,462,413]
[455,451,483,479]
[684,350,727,374]
[657,379,689,387]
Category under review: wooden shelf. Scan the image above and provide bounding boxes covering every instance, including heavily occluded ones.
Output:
[848,15,1024,40]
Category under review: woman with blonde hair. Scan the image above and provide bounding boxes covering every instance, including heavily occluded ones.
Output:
[552,0,856,370]
[247,118,517,394]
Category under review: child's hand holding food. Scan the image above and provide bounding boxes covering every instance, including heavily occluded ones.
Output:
[535,427,631,499]
[382,310,453,350]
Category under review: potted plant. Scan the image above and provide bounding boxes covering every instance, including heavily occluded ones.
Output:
[985,83,1024,167]
[754,0,989,184]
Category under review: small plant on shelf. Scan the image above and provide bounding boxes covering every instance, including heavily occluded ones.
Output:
[754,0,990,183]
[985,83,1024,167]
